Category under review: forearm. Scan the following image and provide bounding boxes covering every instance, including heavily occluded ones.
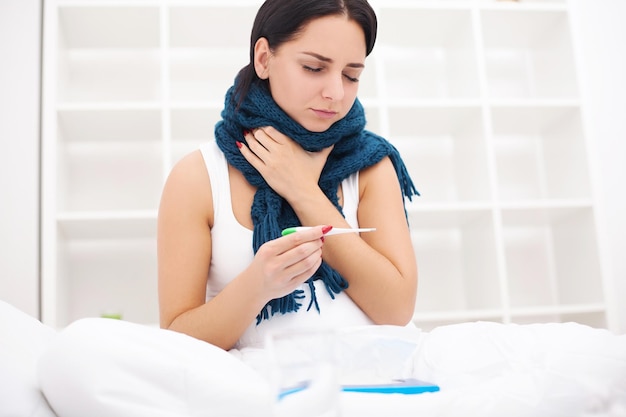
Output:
[164,227,327,350]
[167,272,267,351]
[323,235,416,324]
[288,188,417,324]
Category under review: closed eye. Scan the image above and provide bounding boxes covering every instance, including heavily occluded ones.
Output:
[303,64,359,82]
[303,65,323,73]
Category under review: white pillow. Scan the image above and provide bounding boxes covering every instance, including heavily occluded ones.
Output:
[0,300,57,417]
[38,318,273,417]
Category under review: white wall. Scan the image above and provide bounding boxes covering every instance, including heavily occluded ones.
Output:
[0,0,42,318]
[569,0,626,333]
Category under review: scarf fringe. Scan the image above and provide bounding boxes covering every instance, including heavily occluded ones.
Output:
[387,145,420,202]
[306,281,319,312]
[256,290,306,324]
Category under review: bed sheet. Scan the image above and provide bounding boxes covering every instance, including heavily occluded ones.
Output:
[337,322,626,417]
[234,321,626,417]
[0,301,57,417]
[2,299,626,417]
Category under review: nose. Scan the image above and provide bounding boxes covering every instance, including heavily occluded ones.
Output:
[322,72,345,101]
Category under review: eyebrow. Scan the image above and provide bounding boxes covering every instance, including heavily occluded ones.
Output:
[301,51,365,69]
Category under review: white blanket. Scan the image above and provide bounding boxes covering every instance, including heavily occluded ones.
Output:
[342,322,626,417]
[1,300,625,417]
[0,301,56,417]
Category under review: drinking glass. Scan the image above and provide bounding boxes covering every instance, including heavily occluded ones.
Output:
[265,328,341,417]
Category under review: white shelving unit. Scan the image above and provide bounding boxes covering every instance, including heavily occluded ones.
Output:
[41,0,612,332]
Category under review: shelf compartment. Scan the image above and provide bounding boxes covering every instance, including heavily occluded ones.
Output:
[167,5,258,102]
[491,104,590,201]
[511,310,607,329]
[170,107,220,139]
[58,211,157,240]
[57,7,161,103]
[357,55,379,101]
[477,0,568,8]
[376,8,479,99]
[481,9,578,99]
[169,48,247,102]
[57,141,162,212]
[170,107,222,164]
[55,235,158,327]
[57,49,161,103]
[56,107,163,212]
[558,311,607,329]
[413,310,505,332]
[387,105,490,202]
[169,6,257,48]
[501,206,603,308]
[57,107,162,143]
[58,6,160,49]
[363,105,382,134]
[409,209,501,313]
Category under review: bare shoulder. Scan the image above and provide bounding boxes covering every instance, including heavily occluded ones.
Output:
[165,149,209,186]
[159,149,213,225]
[358,156,400,196]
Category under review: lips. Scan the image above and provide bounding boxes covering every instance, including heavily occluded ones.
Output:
[312,108,338,119]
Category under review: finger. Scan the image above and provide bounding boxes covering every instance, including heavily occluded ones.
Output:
[270,225,327,255]
[256,229,323,270]
[286,243,323,272]
[258,238,322,294]
[284,252,323,286]
[251,128,278,151]
[245,130,270,157]
[272,258,322,298]
[237,138,264,168]
[257,126,282,144]
[270,240,323,278]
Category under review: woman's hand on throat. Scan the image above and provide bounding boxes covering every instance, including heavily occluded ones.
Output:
[239,126,334,203]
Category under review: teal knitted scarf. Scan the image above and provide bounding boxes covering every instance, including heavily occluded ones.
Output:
[214,79,418,323]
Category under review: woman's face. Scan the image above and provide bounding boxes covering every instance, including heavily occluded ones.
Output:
[255,15,367,132]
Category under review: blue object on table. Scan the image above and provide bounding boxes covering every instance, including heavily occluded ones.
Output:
[279,378,440,400]
[341,378,440,394]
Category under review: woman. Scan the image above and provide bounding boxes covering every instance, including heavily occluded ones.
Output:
[158,0,419,351]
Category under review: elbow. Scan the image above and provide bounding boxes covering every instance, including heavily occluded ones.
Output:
[346,268,419,326]
[391,278,417,326]
[372,298,416,327]
[159,316,172,331]
[390,282,417,326]
[390,307,415,327]
[400,306,416,326]
[373,310,413,327]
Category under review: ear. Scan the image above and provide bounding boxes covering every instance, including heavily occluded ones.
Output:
[253,37,271,80]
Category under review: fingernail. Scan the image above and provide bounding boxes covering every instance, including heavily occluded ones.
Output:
[236,141,243,149]
[321,225,333,234]
[243,129,250,136]
[321,236,325,243]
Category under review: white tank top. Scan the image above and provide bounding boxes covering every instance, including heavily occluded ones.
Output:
[200,141,373,349]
